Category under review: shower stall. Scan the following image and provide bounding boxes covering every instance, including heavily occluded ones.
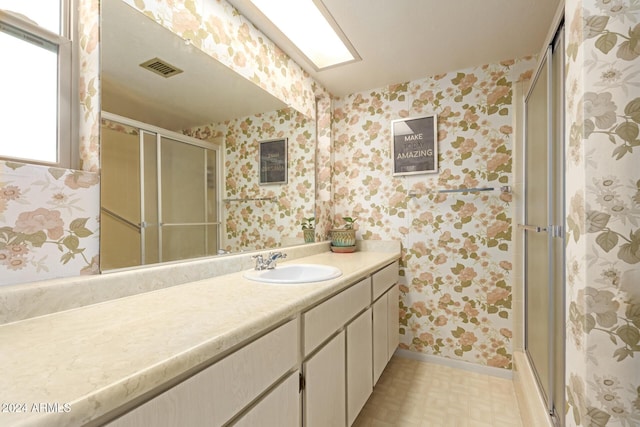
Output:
[100,112,222,271]
[522,24,565,426]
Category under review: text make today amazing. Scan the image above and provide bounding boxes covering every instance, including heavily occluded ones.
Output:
[392,115,437,175]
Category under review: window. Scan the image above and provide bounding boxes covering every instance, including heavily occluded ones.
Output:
[0,1,75,168]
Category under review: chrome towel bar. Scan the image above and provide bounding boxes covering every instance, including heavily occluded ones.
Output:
[408,185,511,198]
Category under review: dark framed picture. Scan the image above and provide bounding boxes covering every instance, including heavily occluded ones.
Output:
[259,138,288,185]
[391,114,438,176]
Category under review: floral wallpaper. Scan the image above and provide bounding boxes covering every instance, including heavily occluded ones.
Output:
[186,107,315,253]
[564,0,640,425]
[315,92,333,241]
[78,0,100,172]
[0,161,100,286]
[332,58,536,370]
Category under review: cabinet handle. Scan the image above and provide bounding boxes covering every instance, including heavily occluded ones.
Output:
[299,372,306,392]
[518,224,548,233]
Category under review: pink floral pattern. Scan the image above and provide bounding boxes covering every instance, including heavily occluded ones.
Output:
[0,161,99,286]
[14,208,65,239]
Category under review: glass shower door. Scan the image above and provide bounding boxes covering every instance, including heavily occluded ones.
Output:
[524,46,552,407]
[100,125,142,270]
[100,113,221,270]
[550,28,565,427]
[523,25,565,426]
[159,136,219,263]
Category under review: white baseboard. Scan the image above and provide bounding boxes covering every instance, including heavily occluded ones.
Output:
[394,349,513,380]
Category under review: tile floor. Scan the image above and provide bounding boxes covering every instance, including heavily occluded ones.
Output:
[353,355,524,427]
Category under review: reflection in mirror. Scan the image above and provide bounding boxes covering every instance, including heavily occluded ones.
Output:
[100,0,316,271]
[186,107,316,254]
[100,114,222,270]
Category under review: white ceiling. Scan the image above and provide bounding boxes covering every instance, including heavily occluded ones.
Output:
[229,0,562,96]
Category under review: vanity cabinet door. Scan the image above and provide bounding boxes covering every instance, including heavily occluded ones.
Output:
[372,262,399,384]
[346,307,373,426]
[372,295,388,385]
[387,284,400,360]
[372,285,401,385]
[303,330,346,427]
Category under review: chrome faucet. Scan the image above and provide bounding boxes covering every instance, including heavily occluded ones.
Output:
[252,252,287,270]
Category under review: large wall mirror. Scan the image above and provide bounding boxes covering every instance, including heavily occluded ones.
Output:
[100,0,316,271]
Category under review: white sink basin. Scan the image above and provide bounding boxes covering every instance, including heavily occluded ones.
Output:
[243,264,342,284]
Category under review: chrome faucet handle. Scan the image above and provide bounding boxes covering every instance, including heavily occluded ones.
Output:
[268,251,286,260]
[252,254,266,270]
[266,252,287,269]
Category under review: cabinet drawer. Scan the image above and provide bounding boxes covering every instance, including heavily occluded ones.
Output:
[372,261,399,300]
[210,318,298,424]
[232,371,299,426]
[107,319,298,427]
[303,277,371,356]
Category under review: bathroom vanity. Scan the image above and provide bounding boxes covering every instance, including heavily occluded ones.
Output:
[0,241,400,427]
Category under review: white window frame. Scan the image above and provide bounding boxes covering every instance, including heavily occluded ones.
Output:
[0,0,77,169]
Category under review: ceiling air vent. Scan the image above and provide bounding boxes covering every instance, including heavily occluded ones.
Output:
[139,57,183,78]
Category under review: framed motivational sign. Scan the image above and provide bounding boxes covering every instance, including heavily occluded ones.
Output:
[391,115,438,176]
[259,138,288,185]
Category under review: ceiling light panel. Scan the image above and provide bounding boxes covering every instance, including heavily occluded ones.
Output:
[248,0,360,70]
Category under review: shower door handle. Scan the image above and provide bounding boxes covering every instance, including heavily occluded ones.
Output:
[519,224,548,233]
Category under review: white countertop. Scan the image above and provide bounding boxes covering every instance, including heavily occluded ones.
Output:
[0,250,399,427]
